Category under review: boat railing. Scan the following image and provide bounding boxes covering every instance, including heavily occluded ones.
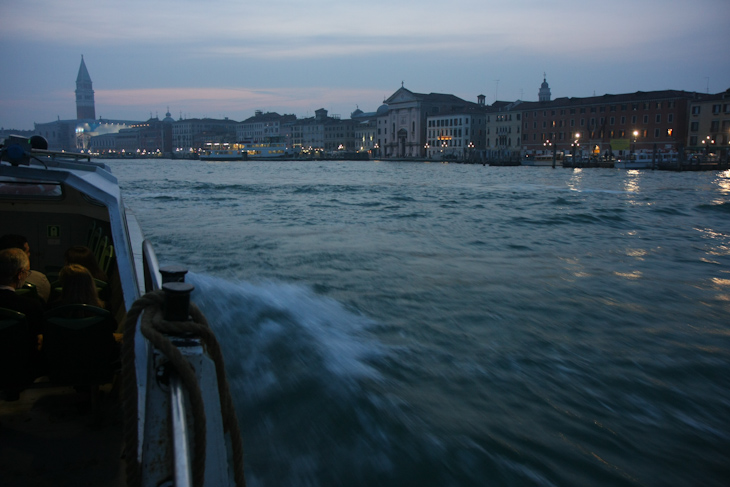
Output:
[141,240,196,485]
[171,374,194,487]
[142,239,162,292]
[133,246,244,486]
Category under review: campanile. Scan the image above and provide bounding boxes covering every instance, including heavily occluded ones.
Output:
[75,55,96,120]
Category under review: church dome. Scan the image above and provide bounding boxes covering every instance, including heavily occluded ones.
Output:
[376,104,389,115]
[163,108,174,123]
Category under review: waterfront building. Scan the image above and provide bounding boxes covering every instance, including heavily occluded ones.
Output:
[172,117,238,154]
[686,88,730,158]
[291,108,338,155]
[75,55,96,121]
[237,111,296,143]
[89,115,173,156]
[34,119,138,151]
[324,117,359,154]
[519,90,702,159]
[33,119,77,151]
[291,108,325,153]
[484,100,524,163]
[379,86,478,159]
[351,108,378,155]
[425,95,487,161]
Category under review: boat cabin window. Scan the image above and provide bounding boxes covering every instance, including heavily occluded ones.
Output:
[0,178,63,199]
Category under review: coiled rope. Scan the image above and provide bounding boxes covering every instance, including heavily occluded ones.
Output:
[121,290,246,487]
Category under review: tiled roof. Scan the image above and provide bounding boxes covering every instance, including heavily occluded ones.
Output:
[516,90,712,111]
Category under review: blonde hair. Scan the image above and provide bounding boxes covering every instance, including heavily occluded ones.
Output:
[0,248,29,286]
[58,264,104,308]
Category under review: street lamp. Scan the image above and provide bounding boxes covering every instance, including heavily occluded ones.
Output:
[701,135,716,156]
[632,130,639,154]
[571,133,581,166]
[424,143,430,159]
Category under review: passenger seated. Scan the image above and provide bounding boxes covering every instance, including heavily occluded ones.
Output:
[51,264,113,319]
[62,245,110,303]
[44,265,119,383]
[0,234,52,303]
[0,248,45,336]
[64,245,108,283]
[0,248,45,398]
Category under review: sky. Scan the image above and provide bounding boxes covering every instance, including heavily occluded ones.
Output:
[1,0,729,129]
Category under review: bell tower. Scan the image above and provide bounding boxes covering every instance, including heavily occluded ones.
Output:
[75,55,96,120]
[538,73,551,102]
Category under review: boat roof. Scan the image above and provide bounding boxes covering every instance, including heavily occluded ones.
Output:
[0,154,142,307]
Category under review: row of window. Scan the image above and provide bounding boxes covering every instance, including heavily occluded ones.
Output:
[691,104,730,115]
[427,118,470,127]
[488,114,519,122]
[526,113,675,130]
[428,128,469,138]
[522,128,674,142]
[690,120,730,132]
[531,101,677,117]
[487,137,514,148]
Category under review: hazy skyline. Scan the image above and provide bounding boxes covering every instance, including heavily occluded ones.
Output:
[2,0,729,129]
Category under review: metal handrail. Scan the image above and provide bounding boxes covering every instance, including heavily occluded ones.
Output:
[142,239,161,292]
[170,373,193,487]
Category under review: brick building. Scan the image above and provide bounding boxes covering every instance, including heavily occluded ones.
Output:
[520,90,701,159]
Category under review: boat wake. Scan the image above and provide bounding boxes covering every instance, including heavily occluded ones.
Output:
[187,273,399,485]
[188,272,382,385]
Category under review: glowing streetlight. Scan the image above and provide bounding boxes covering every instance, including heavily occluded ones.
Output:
[571,134,581,165]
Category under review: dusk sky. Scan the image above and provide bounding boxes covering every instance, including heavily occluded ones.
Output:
[2,0,729,129]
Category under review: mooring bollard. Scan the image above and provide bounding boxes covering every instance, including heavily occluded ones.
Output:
[160,265,189,284]
[162,281,195,322]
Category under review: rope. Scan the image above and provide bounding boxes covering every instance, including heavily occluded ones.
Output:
[121,289,246,487]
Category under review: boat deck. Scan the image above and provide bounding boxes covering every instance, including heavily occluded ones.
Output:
[0,383,124,487]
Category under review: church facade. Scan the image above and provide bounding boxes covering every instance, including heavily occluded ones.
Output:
[378,86,481,158]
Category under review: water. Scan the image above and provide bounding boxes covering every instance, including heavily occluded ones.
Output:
[106,159,730,486]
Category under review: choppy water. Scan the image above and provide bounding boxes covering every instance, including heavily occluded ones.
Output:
[107,159,730,487]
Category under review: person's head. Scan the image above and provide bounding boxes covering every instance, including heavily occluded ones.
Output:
[0,234,30,260]
[58,264,103,307]
[65,245,106,281]
[0,248,31,289]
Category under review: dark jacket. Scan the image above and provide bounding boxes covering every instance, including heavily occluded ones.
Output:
[0,288,45,335]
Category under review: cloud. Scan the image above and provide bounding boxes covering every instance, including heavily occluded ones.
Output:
[94,86,386,120]
[4,0,722,62]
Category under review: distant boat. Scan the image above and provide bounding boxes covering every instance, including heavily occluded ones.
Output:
[200,148,245,161]
[614,152,669,169]
[522,152,564,167]
[240,139,291,159]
